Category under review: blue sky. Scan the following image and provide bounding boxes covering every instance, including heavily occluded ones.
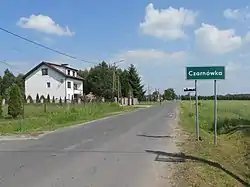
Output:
[1,0,250,95]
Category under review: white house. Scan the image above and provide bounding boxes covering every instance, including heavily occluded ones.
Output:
[24,61,84,102]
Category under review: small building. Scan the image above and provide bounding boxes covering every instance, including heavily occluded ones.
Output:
[24,61,84,102]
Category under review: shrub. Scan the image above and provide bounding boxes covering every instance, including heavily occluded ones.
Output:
[36,93,40,103]
[27,95,33,103]
[59,97,62,105]
[0,95,2,117]
[64,96,67,103]
[47,94,50,103]
[40,95,45,103]
[8,84,23,118]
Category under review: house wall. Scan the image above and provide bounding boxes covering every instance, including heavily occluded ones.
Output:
[25,64,67,101]
[65,77,83,100]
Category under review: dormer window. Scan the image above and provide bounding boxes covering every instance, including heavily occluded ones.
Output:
[42,68,48,75]
[67,70,70,75]
[73,71,75,77]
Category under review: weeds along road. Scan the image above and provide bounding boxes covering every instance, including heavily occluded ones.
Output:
[0,102,179,187]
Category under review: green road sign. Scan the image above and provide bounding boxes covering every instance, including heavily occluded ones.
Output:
[186,66,225,80]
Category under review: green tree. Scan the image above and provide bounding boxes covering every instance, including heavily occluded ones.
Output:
[0,95,2,117]
[163,88,176,100]
[152,90,160,101]
[8,84,23,118]
[118,69,130,98]
[78,69,89,94]
[1,69,16,100]
[15,74,25,95]
[0,76,2,96]
[86,61,113,100]
[128,64,145,101]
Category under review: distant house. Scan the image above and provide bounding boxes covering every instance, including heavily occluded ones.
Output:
[24,61,84,102]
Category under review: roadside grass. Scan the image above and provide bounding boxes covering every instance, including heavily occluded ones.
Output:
[177,100,250,187]
[0,103,135,135]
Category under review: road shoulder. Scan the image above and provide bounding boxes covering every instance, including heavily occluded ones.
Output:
[0,107,143,141]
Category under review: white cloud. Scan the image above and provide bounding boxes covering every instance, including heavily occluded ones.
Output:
[116,49,187,64]
[223,7,250,22]
[245,31,250,42]
[194,23,242,54]
[17,14,75,36]
[224,9,242,20]
[140,3,197,40]
[226,61,241,72]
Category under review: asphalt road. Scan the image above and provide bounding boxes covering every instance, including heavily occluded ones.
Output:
[0,102,179,187]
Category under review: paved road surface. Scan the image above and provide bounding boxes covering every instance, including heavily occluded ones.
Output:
[0,102,179,187]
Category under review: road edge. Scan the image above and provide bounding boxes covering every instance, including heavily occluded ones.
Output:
[0,106,149,141]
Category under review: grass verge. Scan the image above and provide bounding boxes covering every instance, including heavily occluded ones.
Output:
[0,103,136,135]
[175,100,250,187]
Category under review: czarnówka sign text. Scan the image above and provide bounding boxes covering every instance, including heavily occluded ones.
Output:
[186,66,225,80]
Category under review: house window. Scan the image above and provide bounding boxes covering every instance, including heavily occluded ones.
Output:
[67,81,71,88]
[42,68,48,75]
[67,70,70,75]
[47,82,51,88]
[73,71,75,77]
[73,83,77,90]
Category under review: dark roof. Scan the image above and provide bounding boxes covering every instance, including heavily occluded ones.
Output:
[45,62,79,71]
[23,61,84,81]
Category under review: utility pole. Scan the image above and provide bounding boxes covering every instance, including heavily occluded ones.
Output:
[117,75,120,104]
[112,62,116,100]
[147,85,150,102]
[158,88,160,102]
[148,85,151,102]
[111,60,124,102]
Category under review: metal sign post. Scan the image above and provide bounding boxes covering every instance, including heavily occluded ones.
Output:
[214,80,217,145]
[189,92,192,111]
[195,80,199,140]
[185,66,225,144]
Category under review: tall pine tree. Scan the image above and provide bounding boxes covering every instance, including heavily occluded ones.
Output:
[128,64,145,101]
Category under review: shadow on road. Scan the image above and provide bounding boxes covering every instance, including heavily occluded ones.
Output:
[145,150,250,187]
[137,134,173,139]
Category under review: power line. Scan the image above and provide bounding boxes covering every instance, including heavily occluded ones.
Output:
[0,60,28,75]
[0,27,98,65]
[0,60,17,69]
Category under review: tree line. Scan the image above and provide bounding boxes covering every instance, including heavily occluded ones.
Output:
[0,61,146,118]
[148,88,250,101]
[0,61,146,101]
[78,61,146,101]
[180,94,250,100]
